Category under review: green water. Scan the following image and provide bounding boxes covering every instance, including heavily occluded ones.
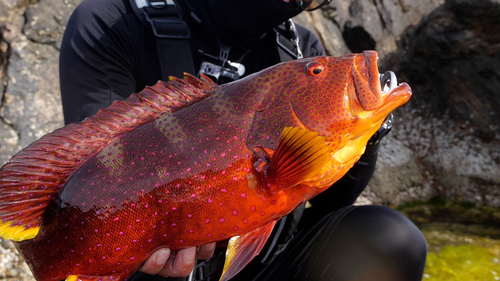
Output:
[422,227,500,280]
[399,200,500,281]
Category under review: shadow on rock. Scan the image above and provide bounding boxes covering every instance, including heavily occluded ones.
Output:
[395,0,500,142]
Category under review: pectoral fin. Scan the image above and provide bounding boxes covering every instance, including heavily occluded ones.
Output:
[261,127,332,194]
[219,220,277,281]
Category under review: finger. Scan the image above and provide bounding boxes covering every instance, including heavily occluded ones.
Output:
[138,248,171,275]
[196,242,216,260]
[157,247,196,277]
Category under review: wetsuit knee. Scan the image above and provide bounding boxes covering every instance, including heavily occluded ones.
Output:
[302,205,427,281]
[345,206,427,280]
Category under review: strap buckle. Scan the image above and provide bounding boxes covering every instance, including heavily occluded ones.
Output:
[142,0,190,39]
[367,113,393,146]
[145,0,170,9]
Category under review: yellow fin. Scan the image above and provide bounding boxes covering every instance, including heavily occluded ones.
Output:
[0,220,39,241]
[261,127,332,193]
[66,274,120,281]
[220,221,277,281]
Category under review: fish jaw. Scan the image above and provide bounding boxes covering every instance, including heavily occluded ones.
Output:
[347,50,412,138]
[327,52,412,175]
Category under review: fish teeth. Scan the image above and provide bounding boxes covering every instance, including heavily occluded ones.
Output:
[380,71,398,93]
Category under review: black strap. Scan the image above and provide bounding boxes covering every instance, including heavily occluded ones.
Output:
[194,249,226,281]
[141,0,196,80]
[156,38,195,80]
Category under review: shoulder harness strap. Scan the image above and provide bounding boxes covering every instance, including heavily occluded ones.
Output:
[133,0,196,80]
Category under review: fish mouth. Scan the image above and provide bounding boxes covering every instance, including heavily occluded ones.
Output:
[346,51,411,138]
[373,70,412,122]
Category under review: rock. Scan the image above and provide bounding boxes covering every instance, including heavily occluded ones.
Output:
[0,120,20,165]
[24,0,83,49]
[299,0,444,64]
[0,239,35,281]
[0,0,70,277]
[0,0,77,165]
[299,0,500,210]
[395,0,500,140]
[367,135,435,205]
[1,36,63,149]
[390,0,500,206]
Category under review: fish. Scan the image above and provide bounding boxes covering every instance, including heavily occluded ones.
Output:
[0,51,411,281]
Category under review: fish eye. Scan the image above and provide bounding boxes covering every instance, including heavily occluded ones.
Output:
[305,61,325,76]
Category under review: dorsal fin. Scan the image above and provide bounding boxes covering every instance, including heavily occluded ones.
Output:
[0,73,218,241]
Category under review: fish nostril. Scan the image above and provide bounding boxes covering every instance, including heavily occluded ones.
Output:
[380,71,397,92]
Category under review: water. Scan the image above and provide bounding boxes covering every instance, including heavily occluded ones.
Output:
[399,199,500,281]
[422,224,500,281]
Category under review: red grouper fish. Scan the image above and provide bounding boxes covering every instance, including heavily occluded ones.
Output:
[0,51,411,281]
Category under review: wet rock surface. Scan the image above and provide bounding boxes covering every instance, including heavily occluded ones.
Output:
[0,239,35,281]
[388,0,500,207]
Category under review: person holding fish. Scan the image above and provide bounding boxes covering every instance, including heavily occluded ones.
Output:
[54,0,428,280]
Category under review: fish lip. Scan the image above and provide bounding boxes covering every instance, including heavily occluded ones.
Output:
[372,82,412,121]
[351,51,384,111]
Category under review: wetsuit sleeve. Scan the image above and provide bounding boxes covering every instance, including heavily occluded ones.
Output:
[294,24,326,57]
[59,0,141,124]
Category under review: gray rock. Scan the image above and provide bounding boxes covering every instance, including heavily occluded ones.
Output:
[24,0,83,48]
[0,239,35,281]
[390,0,500,206]
[0,119,20,166]
[367,134,435,205]
[1,36,63,149]
[295,10,351,57]
[307,0,443,63]
[0,2,65,277]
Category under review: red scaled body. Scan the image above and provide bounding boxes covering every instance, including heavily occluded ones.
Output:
[0,51,411,281]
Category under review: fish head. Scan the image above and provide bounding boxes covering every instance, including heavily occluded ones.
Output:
[288,51,411,152]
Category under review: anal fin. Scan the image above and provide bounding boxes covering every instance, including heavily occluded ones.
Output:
[220,220,277,281]
[66,274,121,281]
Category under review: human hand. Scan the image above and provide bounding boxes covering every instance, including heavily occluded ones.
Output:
[138,243,217,277]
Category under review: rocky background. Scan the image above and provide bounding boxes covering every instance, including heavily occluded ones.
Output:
[1,0,500,279]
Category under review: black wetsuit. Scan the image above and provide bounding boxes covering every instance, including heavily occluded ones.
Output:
[59,0,427,280]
